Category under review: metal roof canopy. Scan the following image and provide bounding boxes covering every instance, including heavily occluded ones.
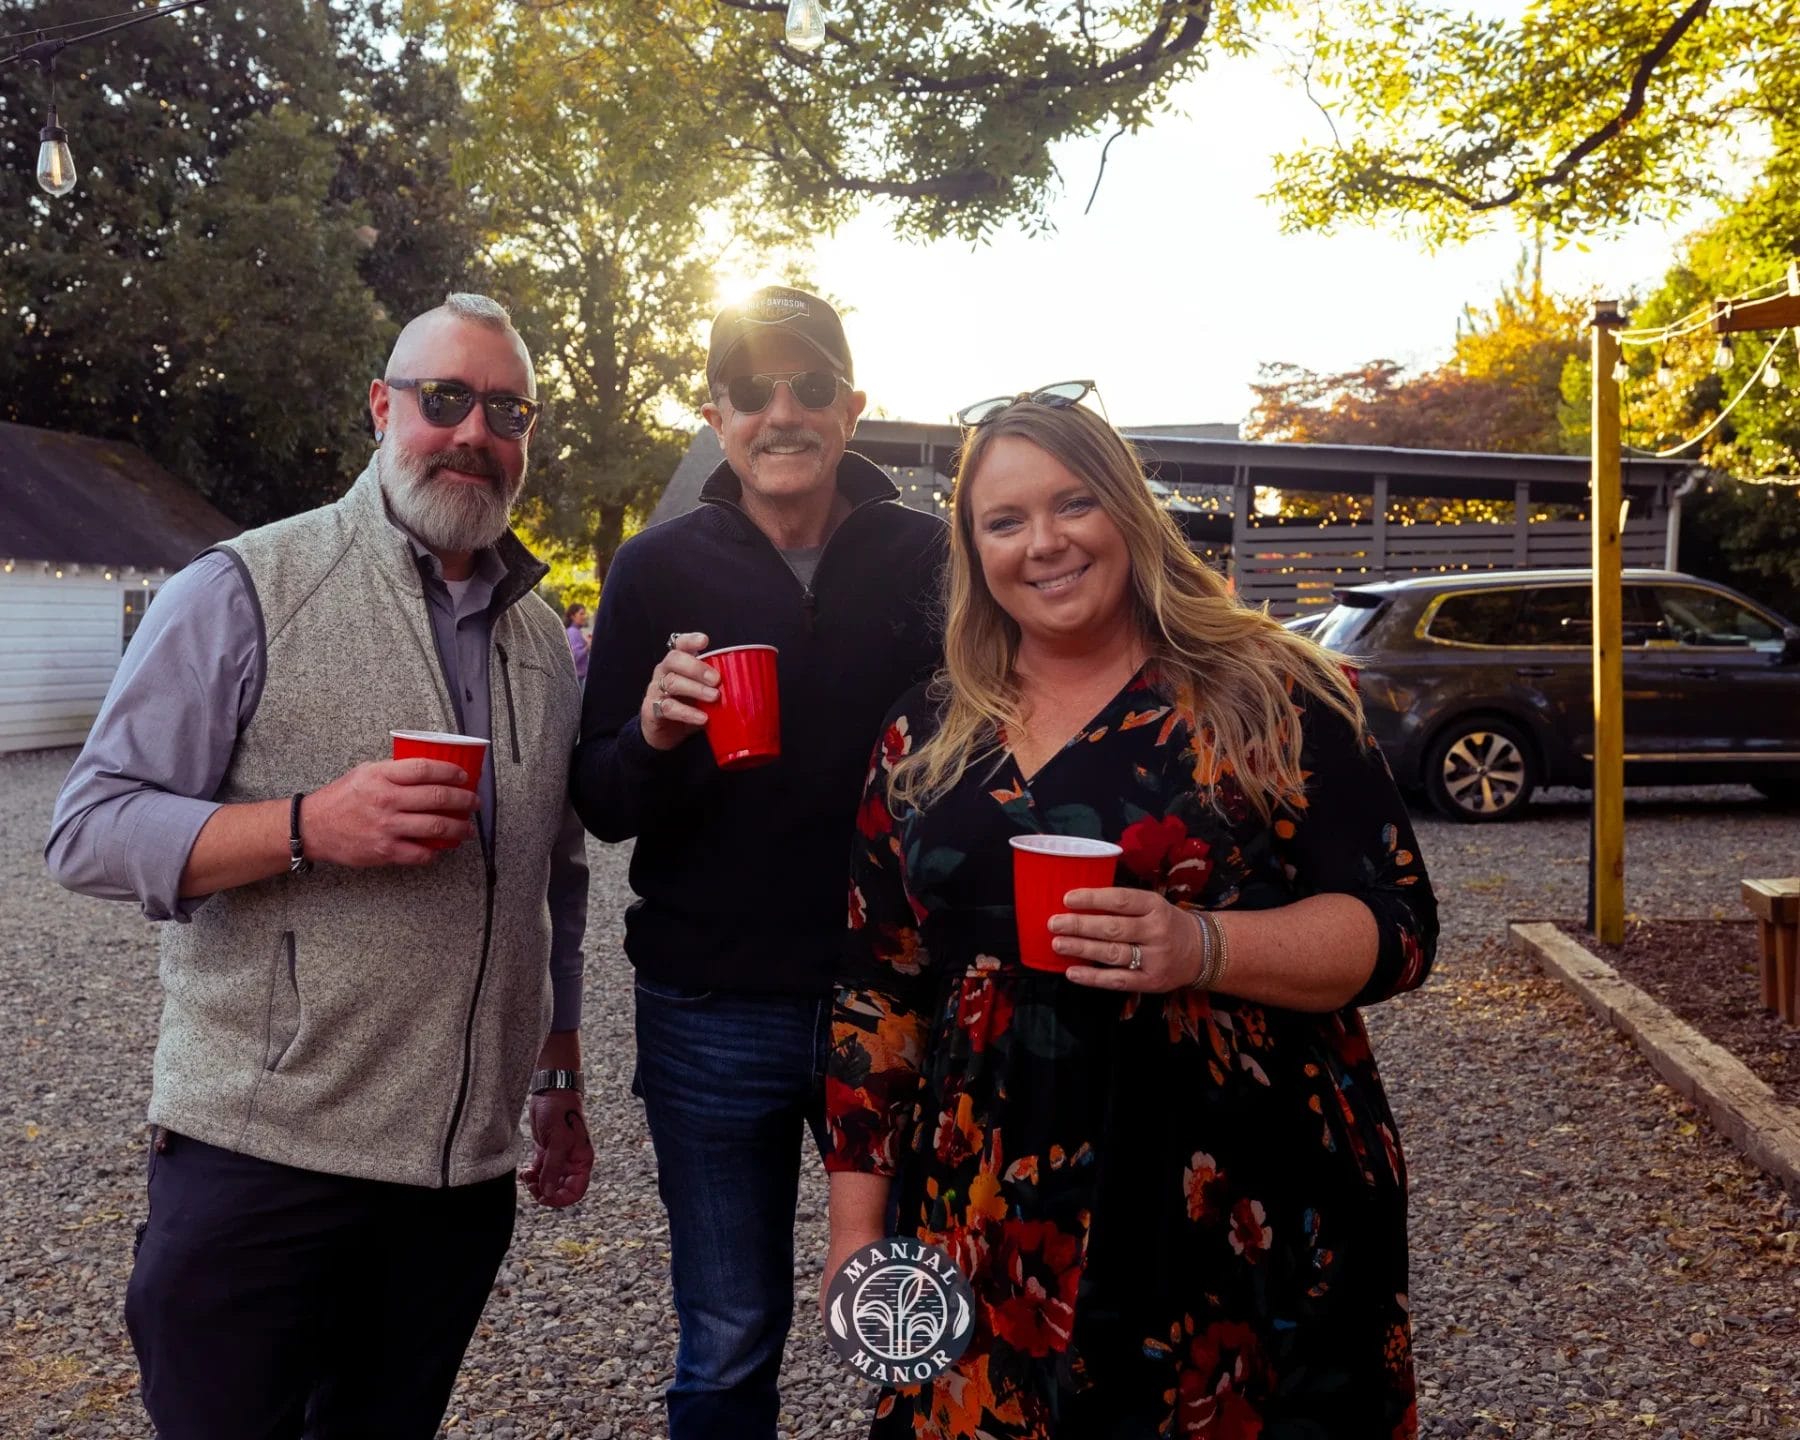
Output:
[846,420,1700,506]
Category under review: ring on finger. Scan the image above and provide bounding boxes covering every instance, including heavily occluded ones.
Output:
[667,631,682,651]
[659,672,672,695]
[1127,943,1143,971]
[651,699,664,721]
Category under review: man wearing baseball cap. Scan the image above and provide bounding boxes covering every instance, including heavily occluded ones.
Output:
[571,286,946,1437]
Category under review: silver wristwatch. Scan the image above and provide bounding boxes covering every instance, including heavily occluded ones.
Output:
[528,1068,584,1096]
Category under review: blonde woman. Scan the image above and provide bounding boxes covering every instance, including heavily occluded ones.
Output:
[824,388,1436,1438]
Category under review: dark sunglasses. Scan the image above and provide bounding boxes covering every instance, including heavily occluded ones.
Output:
[386,378,540,440]
[724,370,843,414]
[955,379,1098,428]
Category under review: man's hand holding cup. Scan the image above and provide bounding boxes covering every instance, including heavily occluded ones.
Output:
[304,739,485,868]
[642,631,720,750]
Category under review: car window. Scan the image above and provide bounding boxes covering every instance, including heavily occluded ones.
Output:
[1511,585,1663,647]
[1424,590,1521,645]
[1514,587,1591,645]
[1651,586,1784,651]
[1312,602,1382,653]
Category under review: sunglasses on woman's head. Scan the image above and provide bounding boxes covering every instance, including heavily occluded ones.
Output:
[723,370,844,414]
[386,378,540,440]
[955,379,1098,429]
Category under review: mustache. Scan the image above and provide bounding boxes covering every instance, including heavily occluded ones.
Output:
[750,428,821,457]
[423,447,505,486]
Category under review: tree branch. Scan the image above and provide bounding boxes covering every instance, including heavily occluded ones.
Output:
[1366,0,1714,212]
[885,0,1212,96]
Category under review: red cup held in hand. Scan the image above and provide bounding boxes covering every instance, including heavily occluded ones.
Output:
[697,644,780,771]
[390,730,488,850]
[1009,834,1123,972]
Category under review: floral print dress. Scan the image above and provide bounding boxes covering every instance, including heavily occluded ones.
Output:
[826,670,1437,1439]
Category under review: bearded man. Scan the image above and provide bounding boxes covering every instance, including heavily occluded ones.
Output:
[47,293,594,1440]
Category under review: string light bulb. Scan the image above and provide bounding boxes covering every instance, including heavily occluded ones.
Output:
[1762,358,1782,389]
[1655,350,1674,387]
[1714,335,1736,371]
[1611,359,1629,384]
[36,107,76,197]
[785,0,827,51]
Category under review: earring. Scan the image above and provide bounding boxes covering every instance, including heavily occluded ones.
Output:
[374,428,385,443]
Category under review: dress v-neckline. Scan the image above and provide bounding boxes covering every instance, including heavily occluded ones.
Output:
[1006,660,1153,790]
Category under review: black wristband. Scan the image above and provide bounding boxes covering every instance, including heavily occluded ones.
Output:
[288,791,313,875]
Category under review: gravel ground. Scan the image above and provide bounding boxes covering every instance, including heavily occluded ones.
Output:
[2,751,1798,1438]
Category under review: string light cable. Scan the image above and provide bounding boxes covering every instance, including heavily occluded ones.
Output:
[0,0,209,67]
[1617,270,1795,349]
[1622,329,1790,459]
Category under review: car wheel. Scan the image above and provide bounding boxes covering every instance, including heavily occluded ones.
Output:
[1754,779,1800,808]
[1424,718,1537,822]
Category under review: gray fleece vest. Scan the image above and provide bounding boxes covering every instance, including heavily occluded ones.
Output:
[148,461,581,1187]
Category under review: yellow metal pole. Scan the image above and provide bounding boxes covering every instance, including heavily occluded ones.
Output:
[1590,301,1625,944]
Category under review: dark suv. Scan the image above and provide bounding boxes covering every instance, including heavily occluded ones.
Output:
[1307,569,1800,822]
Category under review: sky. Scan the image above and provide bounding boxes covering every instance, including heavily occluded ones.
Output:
[718,42,1718,433]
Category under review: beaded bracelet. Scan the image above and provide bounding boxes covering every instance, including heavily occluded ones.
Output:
[1188,910,1231,992]
[1188,909,1214,990]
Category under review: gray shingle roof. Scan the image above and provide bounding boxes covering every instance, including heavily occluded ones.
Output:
[0,422,240,568]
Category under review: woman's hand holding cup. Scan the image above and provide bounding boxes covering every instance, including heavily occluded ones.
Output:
[1052,887,1206,993]
[642,632,720,750]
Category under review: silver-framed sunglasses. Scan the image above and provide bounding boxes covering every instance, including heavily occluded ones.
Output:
[954,379,1099,428]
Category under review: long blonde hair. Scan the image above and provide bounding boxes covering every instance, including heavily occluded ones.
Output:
[888,402,1362,818]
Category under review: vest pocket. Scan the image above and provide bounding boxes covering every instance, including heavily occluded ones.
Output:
[263,931,301,1072]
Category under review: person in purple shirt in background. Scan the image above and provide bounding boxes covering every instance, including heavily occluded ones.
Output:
[566,602,591,682]
[46,292,593,1440]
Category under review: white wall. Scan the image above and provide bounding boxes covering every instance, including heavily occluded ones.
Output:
[0,567,155,754]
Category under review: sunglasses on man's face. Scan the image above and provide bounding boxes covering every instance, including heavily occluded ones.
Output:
[723,370,843,415]
[386,378,540,440]
[955,379,1098,429]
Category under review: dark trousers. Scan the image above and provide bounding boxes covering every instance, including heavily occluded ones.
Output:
[632,979,832,1440]
[125,1132,516,1440]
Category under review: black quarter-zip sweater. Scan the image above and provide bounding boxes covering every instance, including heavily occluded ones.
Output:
[571,451,947,994]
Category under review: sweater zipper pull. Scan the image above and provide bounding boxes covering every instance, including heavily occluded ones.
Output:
[801,588,817,635]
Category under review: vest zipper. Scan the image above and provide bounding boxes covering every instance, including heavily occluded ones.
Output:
[440,866,497,1186]
[441,631,511,1186]
[496,642,522,763]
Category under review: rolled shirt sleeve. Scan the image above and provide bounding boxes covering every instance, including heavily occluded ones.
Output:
[44,550,264,921]
[545,797,589,1031]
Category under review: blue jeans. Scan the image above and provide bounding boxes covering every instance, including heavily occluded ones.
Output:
[632,978,831,1440]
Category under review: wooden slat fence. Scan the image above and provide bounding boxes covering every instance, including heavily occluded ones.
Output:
[1232,518,1669,617]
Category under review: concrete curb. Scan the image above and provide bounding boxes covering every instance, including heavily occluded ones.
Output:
[1510,921,1800,1198]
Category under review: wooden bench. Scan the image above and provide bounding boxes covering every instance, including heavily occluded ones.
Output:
[1742,878,1800,1024]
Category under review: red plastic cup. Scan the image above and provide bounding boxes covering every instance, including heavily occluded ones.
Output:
[390,730,488,850]
[1009,835,1124,972]
[697,644,780,771]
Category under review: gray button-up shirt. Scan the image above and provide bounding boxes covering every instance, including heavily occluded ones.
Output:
[46,530,588,1031]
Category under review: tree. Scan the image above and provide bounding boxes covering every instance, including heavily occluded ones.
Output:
[1245,254,1587,522]
[1249,251,1585,453]
[1247,359,1520,452]
[411,0,1267,244]
[404,6,822,577]
[403,0,1289,573]
[0,2,483,525]
[1266,0,1787,243]
[1580,126,1800,613]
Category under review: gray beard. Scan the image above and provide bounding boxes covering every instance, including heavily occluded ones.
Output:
[377,442,523,554]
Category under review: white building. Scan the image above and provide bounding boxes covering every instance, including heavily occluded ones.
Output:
[0,421,239,754]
